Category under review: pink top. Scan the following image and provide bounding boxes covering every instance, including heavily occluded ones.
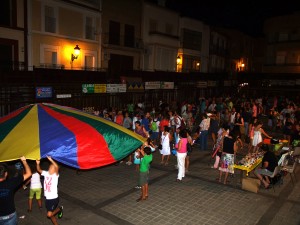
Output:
[178,138,188,153]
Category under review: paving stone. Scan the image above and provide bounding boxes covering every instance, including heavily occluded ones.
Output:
[12,141,300,225]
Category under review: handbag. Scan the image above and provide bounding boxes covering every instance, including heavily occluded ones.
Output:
[187,142,193,153]
[158,144,162,150]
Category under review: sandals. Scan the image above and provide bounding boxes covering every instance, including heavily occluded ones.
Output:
[136,197,147,202]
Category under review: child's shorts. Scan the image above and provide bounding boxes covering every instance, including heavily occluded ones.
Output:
[29,188,42,200]
[45,198,59,212]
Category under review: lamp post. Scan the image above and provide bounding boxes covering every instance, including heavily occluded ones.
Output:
[176,55,182,72]
[71,45,81,62]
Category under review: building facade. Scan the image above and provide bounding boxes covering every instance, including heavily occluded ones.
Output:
[263,12,300,73]
[178,17,210,73]
[0,0,26,70]
[101,0,143,78]
[208,29,228,73]
[142,2,179,72]
[28,0,102,71]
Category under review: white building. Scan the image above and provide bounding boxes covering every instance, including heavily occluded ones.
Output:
[178,17,210,73]
[142,2,180,72]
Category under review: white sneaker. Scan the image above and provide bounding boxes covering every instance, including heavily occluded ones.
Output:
[126,161,132,165]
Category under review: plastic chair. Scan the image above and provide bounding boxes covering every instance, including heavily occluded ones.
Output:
[282,162,297,185]
[292,147,300,157]
[267,166,281,192]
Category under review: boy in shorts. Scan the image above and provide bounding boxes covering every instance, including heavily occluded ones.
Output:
[36,156,63,225]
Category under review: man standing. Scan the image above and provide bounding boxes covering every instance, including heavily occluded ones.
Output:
[0,156,32,224]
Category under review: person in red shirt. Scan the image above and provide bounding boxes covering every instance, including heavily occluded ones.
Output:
[115,110,124,126]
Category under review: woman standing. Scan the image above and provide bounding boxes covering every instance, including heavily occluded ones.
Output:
[252,121,272,152]
[218,131,238,184]
[176,130,188,181]
[185,130,194,172]
[248,117,257,153]
[233,112,245,143]
[160,126,171,165]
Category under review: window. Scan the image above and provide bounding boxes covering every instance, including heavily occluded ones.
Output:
[124,24,135,48]
[44,51,57,65]
[165,23,173,35]
[278,33,288,42]
[85,56,95,70]
[40,44,60,68]
[45,6,56,33]
[182,29,202,51]
[0,0,13,26]
[83,50,97,70]
[149,19,158,33]
[85,17,95,40]
[276,52,286,64]
[109,21,120,45]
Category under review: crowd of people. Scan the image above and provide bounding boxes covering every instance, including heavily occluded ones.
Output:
[92,94,300,190]
[1,94,300,223]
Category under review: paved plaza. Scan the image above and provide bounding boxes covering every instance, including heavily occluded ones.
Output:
[14,143,300,225]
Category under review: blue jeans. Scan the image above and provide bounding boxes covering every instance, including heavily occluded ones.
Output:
[199,130,208,150]
[0,212,17,225]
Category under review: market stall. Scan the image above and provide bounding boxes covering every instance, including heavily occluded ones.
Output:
[234,152,264,176]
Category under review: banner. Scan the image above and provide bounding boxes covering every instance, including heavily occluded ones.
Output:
[161,82,174,89]
[94,84,107,93]
[145,81,174,90]
[145,81,161,90]
[36,87,52,98]
[82,84,107,93]
[82,84,95,93]
[224,80,232,87]
[207,81,217,87]
[106,84,126,93]
[127,82,144,92]
[196,81,207,88]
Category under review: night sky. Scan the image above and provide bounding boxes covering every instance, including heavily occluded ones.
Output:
[162,0,300,37]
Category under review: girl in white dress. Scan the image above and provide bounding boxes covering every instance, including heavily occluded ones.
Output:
[252,121,272,152]
[160,126,171,165]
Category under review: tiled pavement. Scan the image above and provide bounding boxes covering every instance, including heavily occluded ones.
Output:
[15,144,300,225]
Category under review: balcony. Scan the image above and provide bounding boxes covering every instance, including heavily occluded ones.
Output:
[102,33,143,50]
[263,63,300,73]
[209,45,228,56]
[0,61,25,71]
[148,31,179,40]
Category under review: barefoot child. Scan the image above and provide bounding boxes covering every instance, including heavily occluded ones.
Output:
[36,156,63,225]
[136,145,153,202]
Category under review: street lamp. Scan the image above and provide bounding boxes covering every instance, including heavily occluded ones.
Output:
[176,55,181,65]
[71,45,81,61]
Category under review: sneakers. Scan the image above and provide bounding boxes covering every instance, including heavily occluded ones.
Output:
[58,206,63,219]
[126,161,132,165]
[135,185,141,189]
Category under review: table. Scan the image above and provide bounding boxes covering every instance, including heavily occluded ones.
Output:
[234,157,263,176]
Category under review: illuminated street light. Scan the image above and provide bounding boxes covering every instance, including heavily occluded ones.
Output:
[177,55,181,65]
[71,45,81,61]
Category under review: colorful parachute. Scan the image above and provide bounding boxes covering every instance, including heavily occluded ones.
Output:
[0,103,145,169]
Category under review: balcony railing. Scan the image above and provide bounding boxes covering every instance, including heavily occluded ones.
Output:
[102,33,143,49]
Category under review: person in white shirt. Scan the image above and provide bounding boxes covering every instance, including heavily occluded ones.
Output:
[208,100,216,112]
[37,156,63,225]
[198,113,210,150]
